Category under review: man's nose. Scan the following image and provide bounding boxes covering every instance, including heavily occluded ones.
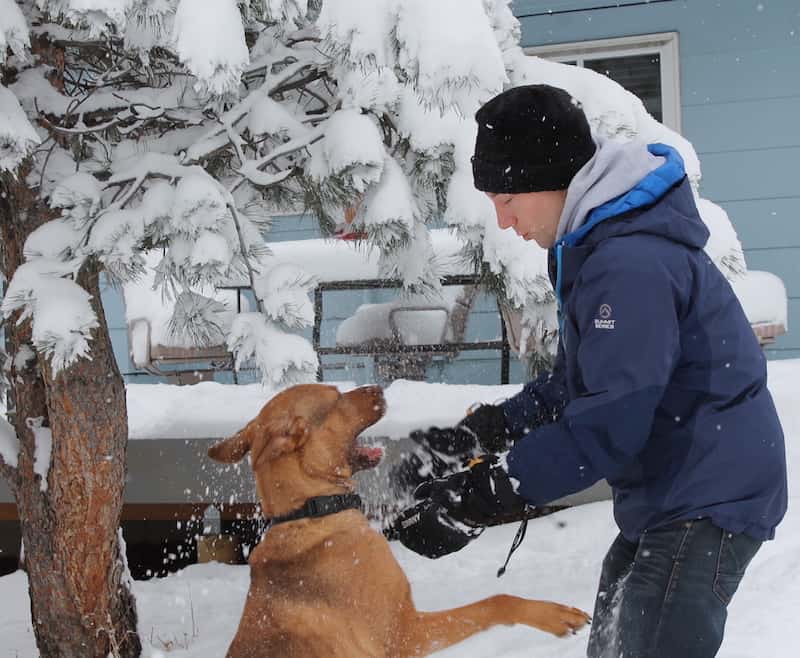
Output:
[494,203,516,230]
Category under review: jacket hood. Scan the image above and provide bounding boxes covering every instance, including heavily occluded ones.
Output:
[559,143,710,252]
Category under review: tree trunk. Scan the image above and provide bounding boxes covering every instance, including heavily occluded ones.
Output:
[1,170,141,657]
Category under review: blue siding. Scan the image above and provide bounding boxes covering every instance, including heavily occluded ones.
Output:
[514,0,800,356]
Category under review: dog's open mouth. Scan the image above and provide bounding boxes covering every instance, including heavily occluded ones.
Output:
[348,439,383,472]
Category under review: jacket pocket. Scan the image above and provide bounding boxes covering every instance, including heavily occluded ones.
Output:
[712,530,762,605]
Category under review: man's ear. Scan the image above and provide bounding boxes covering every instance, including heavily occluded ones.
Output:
[208,426,252,464]
[251,415,311,469]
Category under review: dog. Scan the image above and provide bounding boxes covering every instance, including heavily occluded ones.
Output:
[208,384,590,657]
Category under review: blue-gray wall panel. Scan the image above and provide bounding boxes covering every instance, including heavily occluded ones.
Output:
[682,50,800,105]
[721,199,800,250]
[698,147,800,203]
[683,96,800,153]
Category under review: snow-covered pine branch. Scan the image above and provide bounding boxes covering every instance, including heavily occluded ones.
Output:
[1,259,99,375]
[227,313,318,387]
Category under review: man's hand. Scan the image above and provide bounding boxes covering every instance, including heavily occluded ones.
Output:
[388,404,516,498]
[386,499,482,559]
[461,403,517,453]
[414,455,527,528]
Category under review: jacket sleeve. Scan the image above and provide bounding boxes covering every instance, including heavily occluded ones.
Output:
[506,255,682,505]
[500,342,568,439]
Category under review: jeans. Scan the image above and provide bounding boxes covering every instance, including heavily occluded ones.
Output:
[587,519,762,658]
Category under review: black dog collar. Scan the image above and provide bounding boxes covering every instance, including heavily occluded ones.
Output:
[268,493,363,527]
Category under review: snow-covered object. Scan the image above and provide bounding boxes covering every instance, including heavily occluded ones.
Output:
[317,0,395,70]
[336,288,463,346]
[227,313,318,387]
[37,0,135,37]
[0,0,30,64]
[253,263,315,329]
[0,415,19,469]
[171,173,228,237]
[732,270,788,329]
[696,198,746,279]
[123,253,243,354]
[49,172,103,226]
[1,259,99,375]
[0,85,40,172]
[172,0,249,96]
[124,0,177,56]
[24,219,84,261]
[358,157,417,237]
[247,92,309,140]
[396,87,463,155]
[260,0,308,29]
[395,0,506,113]
[307,109,385,190]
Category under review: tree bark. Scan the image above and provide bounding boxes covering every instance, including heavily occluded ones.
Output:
[1,169,141,657]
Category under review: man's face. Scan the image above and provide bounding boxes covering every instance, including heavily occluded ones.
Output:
[486,189,568,249]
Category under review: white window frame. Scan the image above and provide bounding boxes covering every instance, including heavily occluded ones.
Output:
[524,32,681,133]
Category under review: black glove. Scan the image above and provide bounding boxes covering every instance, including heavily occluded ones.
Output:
[414,455,527,528]
[386,499,482,559]
[461,403,517,454]
[388,404,515,498]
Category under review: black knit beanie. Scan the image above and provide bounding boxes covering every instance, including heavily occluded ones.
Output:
[471,84,596,194]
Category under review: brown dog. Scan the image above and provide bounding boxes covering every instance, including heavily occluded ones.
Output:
[208,384,589,657]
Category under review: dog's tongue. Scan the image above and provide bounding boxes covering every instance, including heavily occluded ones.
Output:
[350,445,383,472]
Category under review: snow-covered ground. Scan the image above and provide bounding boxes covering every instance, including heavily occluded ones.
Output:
[1,359,797,657]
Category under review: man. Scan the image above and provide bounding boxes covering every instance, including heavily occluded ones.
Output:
[390,84,787,658]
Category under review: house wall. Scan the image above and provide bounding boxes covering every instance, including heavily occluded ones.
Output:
[514,0,800,358]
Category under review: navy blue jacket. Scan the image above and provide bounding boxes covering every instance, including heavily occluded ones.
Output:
[503,144,788,541]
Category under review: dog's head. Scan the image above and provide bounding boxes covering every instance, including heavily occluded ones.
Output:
[207,384,385,509]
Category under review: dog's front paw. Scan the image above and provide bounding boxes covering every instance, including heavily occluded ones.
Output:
[528,601,591,637]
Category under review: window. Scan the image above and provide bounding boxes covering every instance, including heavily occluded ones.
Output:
[524,32,681,132]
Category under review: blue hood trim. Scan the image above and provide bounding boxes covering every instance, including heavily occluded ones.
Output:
[560,143,687,248]
[553,143,687,333]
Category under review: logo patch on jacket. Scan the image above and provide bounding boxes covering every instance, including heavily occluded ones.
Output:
[594,304,616,330]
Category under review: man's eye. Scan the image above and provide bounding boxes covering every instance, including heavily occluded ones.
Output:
[504,197,513,205]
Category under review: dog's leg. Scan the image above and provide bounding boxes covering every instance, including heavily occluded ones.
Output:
[395,594,590,657]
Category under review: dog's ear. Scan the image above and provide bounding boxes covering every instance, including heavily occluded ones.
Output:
[251,415,311,468]
[208,427,252,464]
